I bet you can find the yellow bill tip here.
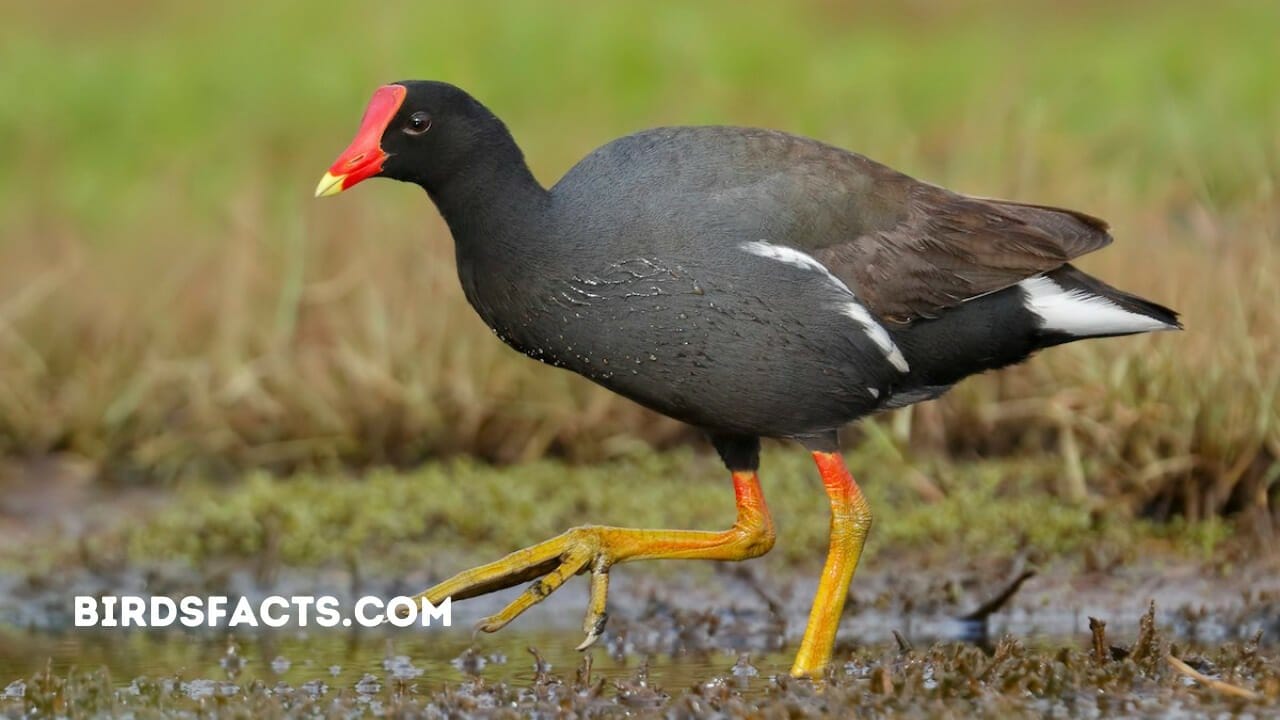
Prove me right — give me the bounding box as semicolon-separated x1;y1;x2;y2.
314;171;346;198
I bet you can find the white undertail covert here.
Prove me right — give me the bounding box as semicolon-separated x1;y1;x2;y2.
1018;275;1176;336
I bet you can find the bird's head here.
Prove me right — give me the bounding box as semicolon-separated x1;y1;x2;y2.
315;80;503;198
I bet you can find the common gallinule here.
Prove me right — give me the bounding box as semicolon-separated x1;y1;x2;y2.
317;81;1179;677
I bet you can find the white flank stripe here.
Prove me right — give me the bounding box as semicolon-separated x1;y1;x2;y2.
740;240;910;373
739;240;846;288
1018;276;1173;336
841;302;911;373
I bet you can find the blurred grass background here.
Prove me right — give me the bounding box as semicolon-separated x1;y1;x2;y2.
0;0;1276;526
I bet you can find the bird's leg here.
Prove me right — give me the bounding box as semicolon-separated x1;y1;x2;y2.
790;451;873;678
406;470;774;648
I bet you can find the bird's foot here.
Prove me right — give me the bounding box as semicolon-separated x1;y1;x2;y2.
404;525;622;650
403;471;773;651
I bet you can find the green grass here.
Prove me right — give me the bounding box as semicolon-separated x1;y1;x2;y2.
0;1;1276;524
9;445;1228;581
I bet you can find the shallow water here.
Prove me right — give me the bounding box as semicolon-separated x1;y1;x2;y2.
3;586;1273;692
0;592;1070;692
3;596;1277;717
0;600;1194;689
3;555;1278;719
0;626;795;693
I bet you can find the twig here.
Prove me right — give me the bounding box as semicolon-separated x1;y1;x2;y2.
575;653;593;688
1166;654;1262;701
1088;617;1108;666
1130;600;1159;663
528;647;552;684
892;629;913;654
959;570;1036;622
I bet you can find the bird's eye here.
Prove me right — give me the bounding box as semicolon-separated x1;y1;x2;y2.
404;112;432;136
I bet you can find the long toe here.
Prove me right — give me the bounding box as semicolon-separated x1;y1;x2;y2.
476;544;594;633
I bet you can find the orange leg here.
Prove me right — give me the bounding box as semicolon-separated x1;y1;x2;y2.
790;451;873;677
408;471;775;648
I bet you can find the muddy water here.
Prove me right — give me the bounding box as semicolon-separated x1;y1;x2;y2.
0;626;795;693
0;591;1094;690
0;613;1243;691
2;593;1277;716
3;556;1278;718
0;581;1087;691
3;569;1277;692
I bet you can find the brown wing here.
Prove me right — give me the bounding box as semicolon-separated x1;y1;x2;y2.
585;126;1113;322
809;181;1113;322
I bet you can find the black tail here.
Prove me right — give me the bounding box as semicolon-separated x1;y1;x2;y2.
887;263;1180;393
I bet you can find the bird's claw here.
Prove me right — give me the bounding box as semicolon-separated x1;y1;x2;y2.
575;562;610;650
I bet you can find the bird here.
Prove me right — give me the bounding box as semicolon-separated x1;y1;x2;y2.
316;80;1179;678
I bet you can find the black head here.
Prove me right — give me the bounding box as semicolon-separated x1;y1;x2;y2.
316;80;516;198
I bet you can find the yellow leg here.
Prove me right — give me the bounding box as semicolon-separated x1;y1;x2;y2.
790;451;873;678
408;471;775;648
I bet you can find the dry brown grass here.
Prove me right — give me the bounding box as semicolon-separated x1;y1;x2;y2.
0;0;1275;525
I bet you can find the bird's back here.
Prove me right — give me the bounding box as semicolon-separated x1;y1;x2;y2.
551;126;913;252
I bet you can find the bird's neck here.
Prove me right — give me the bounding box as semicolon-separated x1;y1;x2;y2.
423;134;553;337
426;139;551;253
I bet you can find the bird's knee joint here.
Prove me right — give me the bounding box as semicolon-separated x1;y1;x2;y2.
737;520;776;558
